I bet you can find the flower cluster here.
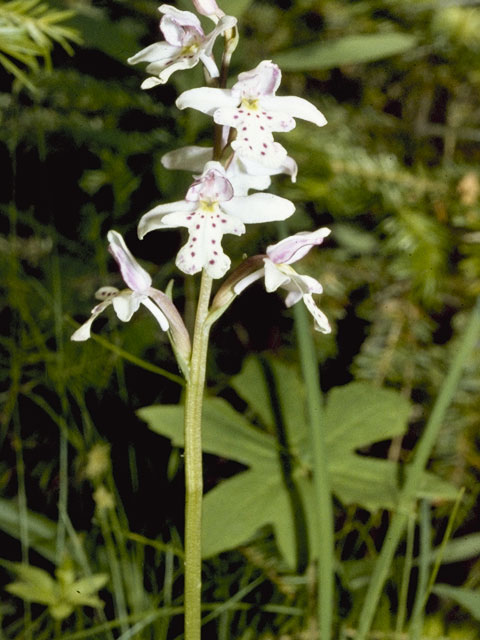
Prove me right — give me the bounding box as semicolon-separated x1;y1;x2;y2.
72;2;331;352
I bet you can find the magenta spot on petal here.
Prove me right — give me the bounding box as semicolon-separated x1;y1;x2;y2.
214;251;218;255
261;151;266;155
196;224;200;229
260;126;265;130
187;216;192;220
242;127;247;131
212;223;216;227
233;115;239;119
192;237;197;241
247;112;251;116
239;109;244;113
249;146;253;150
263;143;268;148
244;137;249;141
256;114;260;118
201;215;205;219
267;116;273;120
262;111;266;115
211;239;216;244
221;219;227;223
191;252;195;257
209;259;215;264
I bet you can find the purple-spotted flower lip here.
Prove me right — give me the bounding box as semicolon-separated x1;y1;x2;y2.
137;160;296;279
127;5;236;89
71;231;169;341
232;228;331;333
176;60;327;166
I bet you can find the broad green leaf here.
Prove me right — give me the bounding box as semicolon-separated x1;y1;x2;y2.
274;33;417;72
138;397;277;467
324;382;410;454
433;584;480;621
140;357;456;565
230;357;308;450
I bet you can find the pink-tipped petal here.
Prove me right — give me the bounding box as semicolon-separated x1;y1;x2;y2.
233;60;281;98
107;231;151;292
266;228;331;265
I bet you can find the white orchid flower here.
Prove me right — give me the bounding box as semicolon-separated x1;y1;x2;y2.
161;145;297;196
234;228;332;333
137;161;295;279
128;5;236;89
71;231;169;341
176;60;327;167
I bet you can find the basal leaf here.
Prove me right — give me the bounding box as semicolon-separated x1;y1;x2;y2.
230;357;308;450
201;467;290;561
274;33;417;71
138;397;277;468
324;382;411;454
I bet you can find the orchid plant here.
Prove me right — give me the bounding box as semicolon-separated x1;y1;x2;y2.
72;3;330;639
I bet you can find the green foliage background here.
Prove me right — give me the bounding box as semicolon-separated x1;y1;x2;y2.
2;0;480;638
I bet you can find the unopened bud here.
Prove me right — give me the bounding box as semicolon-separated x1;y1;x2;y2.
192;0;224;20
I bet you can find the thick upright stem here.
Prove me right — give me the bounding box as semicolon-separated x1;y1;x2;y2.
183;270;213;640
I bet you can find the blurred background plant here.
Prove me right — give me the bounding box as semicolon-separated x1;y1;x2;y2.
2;0;480;638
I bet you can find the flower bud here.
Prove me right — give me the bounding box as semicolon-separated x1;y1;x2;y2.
192;0;224;19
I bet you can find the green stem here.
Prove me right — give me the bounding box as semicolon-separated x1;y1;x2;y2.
355;296;480;640
184;270;213;640
293;302;334;640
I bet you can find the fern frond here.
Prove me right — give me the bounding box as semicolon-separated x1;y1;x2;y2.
0;0;80;89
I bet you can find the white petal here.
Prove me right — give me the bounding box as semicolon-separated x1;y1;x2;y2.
128;42;179;65
138;201;197;239
201;14;237;55
148;56;198;84
303;293;331;333
107;230;151;292
266;228;331;264
260;95;327;127
71;298;113;341
112;291;142;322
233;268;264;294
176;87;237;115
161;146;213;172
198;52;220;78
221;193;295;223
141;76;163;90
159;5;203;30
141;297;169;331
233;60;281;98
263;259;291;292
284;290;303;307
